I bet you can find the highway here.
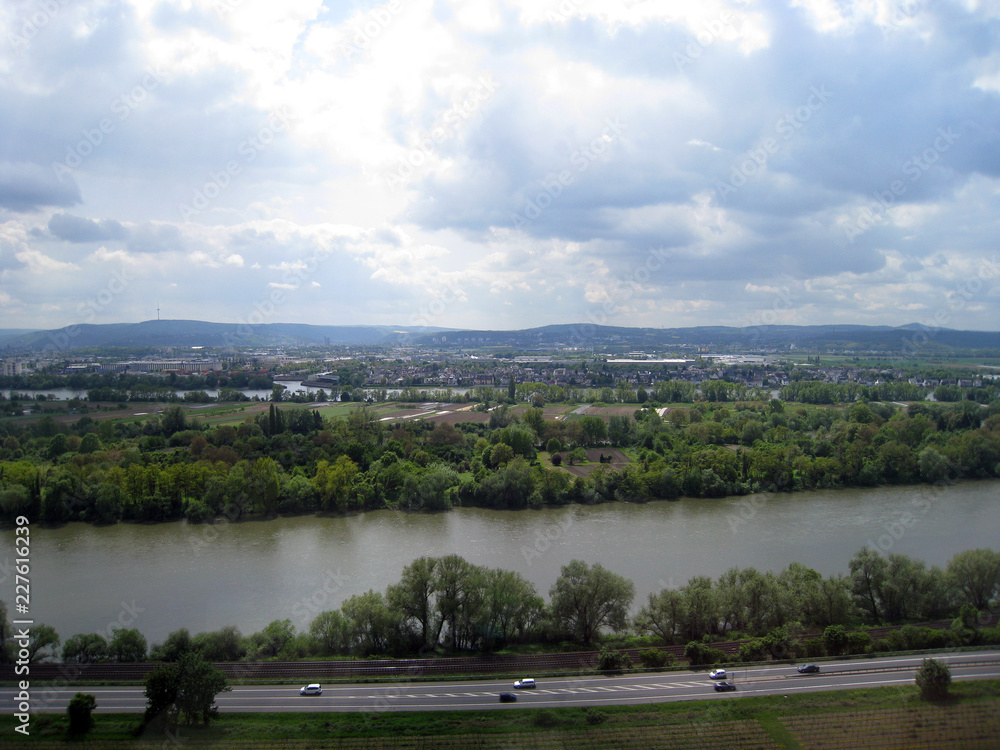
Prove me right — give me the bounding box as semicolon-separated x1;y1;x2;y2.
6;650;998;715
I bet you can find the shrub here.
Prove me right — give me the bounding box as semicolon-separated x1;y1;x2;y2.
845;631;871;655
915;658;951;701
685;641;727;666
798;638;826;659
638;648;674;669
67;693;97;736
598;647;632;672
584;707;608;725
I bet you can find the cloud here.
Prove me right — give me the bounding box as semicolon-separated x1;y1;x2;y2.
48;214;128;243
0;162;81;212
0;0;997;331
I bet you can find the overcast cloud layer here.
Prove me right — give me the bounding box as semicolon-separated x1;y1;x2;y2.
1;0;999;334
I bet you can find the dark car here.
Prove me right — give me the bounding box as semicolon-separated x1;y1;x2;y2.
714;681;737;692
499;692;518;702
797;664;820;673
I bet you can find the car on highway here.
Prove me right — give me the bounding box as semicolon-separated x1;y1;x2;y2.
513;678;536;689
714;681;737;692
797;664;820;673
499;692;518;702
708;669;727;680
299;683;322;695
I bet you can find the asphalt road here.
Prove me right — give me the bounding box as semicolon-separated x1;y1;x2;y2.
6;650;999;715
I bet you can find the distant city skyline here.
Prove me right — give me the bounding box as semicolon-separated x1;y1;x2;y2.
1;1;998;333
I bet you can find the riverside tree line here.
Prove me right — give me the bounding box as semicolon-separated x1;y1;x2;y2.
0;393;998;526
2;548;998;665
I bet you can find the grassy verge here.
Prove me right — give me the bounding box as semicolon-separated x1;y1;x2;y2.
3;680;998;749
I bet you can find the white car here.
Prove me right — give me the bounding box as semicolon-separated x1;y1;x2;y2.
513;678;536;689
299;683;322;695
708;669;727;680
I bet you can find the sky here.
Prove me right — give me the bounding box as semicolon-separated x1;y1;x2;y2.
1;0;999;334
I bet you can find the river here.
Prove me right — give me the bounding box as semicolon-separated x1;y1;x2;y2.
3;481;998;645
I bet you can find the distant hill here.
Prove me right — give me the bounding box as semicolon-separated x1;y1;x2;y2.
1;320;997;355
0;320;453;351
392;323;1000;354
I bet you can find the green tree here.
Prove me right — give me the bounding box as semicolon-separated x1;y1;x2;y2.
823;624;848;656
387;557;439;650
680;576;717;641
849;547;887;623
160;405;188;437
308;610;350;656
143;653;230;729
62;633;108;663
342;590;399;655
175;653;231;725
67;692;97;736
150;628;192;662
915;658;951;701
244;620;296;660
946;548;1000;611
0;600;11;663
193;626;244;662
549;560;634;644
634;588;685;644
109;628;147;662
26;624;60;662
313;455;359;512
78;433;102;454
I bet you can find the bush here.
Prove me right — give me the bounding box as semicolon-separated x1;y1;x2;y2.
737;638;768;663
915;658;951;701
871;638;892;654
798;638;826;659
845;631;871;655
685;641;727;666
638;648;674;669
67;692;97;736
184;499;215;524
598;647;632;672
584;707;608;725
